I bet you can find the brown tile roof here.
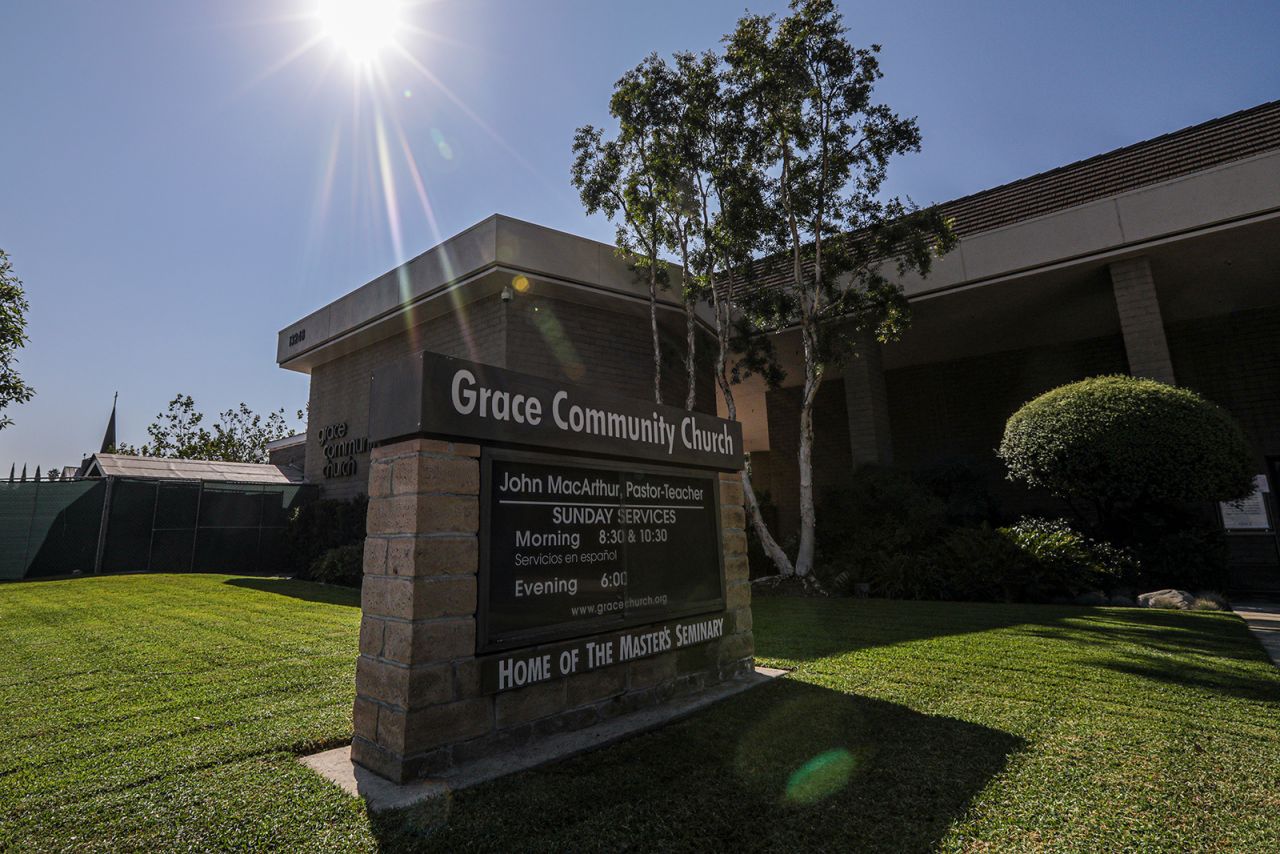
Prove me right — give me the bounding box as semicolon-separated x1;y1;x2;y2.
936;99;1280;239
741;99;1280;293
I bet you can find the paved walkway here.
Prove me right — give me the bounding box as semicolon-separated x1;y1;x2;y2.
1232;601;1280;665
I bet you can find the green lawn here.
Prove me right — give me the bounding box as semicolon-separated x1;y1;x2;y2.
2;575;1279;852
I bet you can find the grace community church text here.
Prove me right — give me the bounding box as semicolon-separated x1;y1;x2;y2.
450;368;736;458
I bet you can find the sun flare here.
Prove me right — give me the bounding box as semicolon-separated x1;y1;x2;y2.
317;0;403;65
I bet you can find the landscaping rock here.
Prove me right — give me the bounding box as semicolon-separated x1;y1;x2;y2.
1138;589;1194;610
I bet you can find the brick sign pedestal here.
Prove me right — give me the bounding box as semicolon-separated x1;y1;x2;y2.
351;436;753;784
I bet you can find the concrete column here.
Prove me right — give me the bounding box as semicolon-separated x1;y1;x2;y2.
1109;257;1177;385
353;438;486;783
844;333;894;467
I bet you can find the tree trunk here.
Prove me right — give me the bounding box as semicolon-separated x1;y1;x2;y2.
713;296;794;576
794;323;821;578
684;297;697;411
649;265;662;406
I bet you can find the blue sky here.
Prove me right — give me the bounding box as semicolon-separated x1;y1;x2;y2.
2;0;1278;469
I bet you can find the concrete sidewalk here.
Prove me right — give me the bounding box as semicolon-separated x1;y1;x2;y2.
1232;601;1280;665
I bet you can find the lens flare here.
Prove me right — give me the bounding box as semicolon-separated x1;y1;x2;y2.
784;749;857;805
430;127;454;160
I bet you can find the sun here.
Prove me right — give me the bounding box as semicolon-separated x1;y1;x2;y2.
317;0;403;66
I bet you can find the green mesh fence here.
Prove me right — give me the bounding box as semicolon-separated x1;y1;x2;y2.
102;479;158;573
0;477;315;581
0;480;106;580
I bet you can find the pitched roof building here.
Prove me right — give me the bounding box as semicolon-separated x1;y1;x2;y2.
80;453;304;484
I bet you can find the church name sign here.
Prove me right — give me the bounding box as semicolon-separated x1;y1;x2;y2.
369;353;743;470
369;353;745;694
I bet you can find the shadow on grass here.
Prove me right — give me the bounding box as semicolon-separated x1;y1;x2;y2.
1088;655;1280;703
753;597;1095;661
1025;609;1260;658
753;597;1271;668
368;677;1025;853
223;577;360;607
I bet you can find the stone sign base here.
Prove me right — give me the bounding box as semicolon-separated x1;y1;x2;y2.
351;438;755;784
306;666;783;812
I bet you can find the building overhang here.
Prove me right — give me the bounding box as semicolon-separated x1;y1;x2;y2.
721;148;1280;452
277;214;717;374
897;147;1280;300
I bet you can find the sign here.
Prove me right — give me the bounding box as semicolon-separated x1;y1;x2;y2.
480;613;730;693
1220;474;1272;531
369;353;744;471
477;450;725;655
317;422;368;479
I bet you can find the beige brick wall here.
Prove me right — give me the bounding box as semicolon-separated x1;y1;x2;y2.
305;293;715;501
306;298;506;501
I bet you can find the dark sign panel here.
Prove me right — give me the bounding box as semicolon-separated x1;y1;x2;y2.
369;353;744;471
478;450;725;654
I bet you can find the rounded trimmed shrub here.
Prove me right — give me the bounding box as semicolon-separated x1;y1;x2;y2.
999;375;1254;508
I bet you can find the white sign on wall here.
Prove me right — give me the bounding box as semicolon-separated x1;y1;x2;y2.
1220;474;1272;531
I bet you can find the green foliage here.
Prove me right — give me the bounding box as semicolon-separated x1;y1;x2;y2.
999;376;1244;590
913;457;1001;527
571;1;957;576
922;526;1031;602
817;468;947;563
815;467;1139;602
309;543;364;587
0;249;35;430
997;517;1136;601
571;57;675;406
283;495;367;579
815;467;946;596
723;0;956;575
723;0;957;363
999;375;1255;514
115;394;302;463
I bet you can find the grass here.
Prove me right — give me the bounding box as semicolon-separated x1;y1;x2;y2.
1;574;1278;851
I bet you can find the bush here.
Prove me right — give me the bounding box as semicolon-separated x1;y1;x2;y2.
309;543;364;587
998;375;1254;518
815;467;946;594
998;517;1136;601
922;526;1031;602
283;495;368;578
913;458;1000;527
1191;592;1230;611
